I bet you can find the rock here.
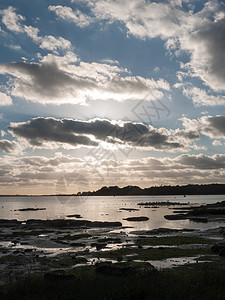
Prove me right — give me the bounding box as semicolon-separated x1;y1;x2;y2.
95;262;158;276
119;208;140;211
91;243;107;250
219;248;225;257
189;217;208;223
211;243;225;254
44;272;75;281
66;214;82;218
164;214;188;220
70;242;85;247
123;217;149;222
24;249;33;252
14;208;46;211
117;256;123;262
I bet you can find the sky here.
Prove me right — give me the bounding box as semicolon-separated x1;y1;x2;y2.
0;0;225;195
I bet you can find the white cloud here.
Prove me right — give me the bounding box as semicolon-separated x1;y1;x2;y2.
212;140;223;146
0;6;71;52
0;92;12;106
7;44;21;51
49;5;93;27
0;52;170;104
0;6;24;32
71;1;225;98
183;87;225;106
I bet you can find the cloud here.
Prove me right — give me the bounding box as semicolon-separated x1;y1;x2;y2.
181;115;225;139
72;1;225;96
0;52;170;104
176;153;225;169
8;118;99;148
212;140;224;146
7;117;194;151
0;140;20;153
76;0;186;39
180;13;225;92
0;6;71;52
49;5;93;27
0;92;12;106
183;87;225;106
0;6;24;32
1;152;225;194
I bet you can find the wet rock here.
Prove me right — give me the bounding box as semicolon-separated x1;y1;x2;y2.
24;249;33;252
26;219;122;228
95;262;158;276
164;214;188;220
219;248;225;257
44;271;75;281
14;208;46;211
123;217;149;222
66;214;82;218
119;208;140;211
189;217;208;223
211;243;225;254
91;243;107;250
70;242;85;247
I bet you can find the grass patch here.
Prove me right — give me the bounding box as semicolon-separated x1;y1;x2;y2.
1;263;225;300
94;246;211;261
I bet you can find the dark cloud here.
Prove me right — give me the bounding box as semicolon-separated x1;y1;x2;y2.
207;116;225;136
0;140;18;153
190;16;225;91
177;154;225;170
174;130;200;140
8;117;186;151
182;115;225;139
8;118;98;147
2;61;94;101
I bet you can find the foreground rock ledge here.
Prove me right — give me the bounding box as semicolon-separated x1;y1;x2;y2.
0;219;122;228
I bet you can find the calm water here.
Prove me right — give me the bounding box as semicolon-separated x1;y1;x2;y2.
0;194;224;231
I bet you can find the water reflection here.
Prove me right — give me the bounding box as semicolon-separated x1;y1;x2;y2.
0;195;224;231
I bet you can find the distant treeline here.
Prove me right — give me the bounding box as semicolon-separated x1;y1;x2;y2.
78;184;225;196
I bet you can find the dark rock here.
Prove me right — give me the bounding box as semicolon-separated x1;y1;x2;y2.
66;214;82;218
91;243;107;250
26;219;122;228
164;214;188;220
70;242;85;247
219;248;225;257
211;243;225;254
14;208;46;211
189;217;208;223
117;256;123;262
44;272;75;281
24;249;33;252
123;217;149;222
119;208;140;211
95;262;158;276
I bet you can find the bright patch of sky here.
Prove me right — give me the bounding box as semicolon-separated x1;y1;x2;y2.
0;0;225;194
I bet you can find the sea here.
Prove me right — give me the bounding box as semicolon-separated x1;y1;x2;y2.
0;194;224;231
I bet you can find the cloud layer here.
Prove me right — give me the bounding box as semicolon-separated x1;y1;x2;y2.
50;1;225;99
0;51;170;104
1;152;225;194
7;117;192;151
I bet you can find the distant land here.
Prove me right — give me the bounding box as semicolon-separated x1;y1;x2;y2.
1;183;224;197
78;184;225;196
